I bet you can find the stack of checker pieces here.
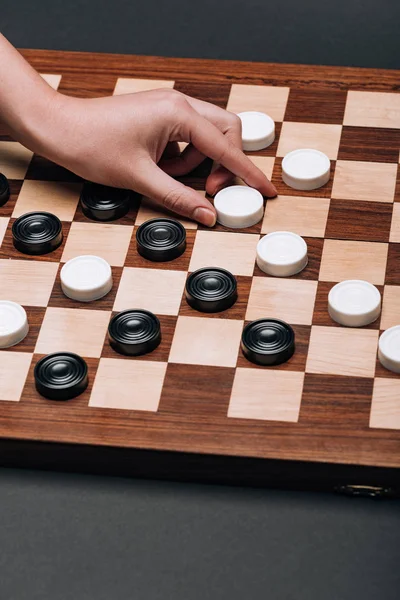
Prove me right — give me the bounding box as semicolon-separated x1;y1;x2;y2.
0;50;399;495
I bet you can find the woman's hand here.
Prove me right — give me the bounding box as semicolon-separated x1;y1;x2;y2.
34;88;277;226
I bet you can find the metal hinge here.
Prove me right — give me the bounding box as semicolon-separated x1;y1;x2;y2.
335;484;395;498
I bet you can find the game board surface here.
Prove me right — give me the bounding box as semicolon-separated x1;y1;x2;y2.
0;50;399;494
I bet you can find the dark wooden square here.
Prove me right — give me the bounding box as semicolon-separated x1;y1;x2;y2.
0;219;71;262
173;81;231;110
0;180;22;217
253;237;324;281
57;74;118;98
125;227;196;271
25;155;82;182
385;243;400;285
338;127;400;163
325;199;393;242
284;88;347;124
0;306;46;354
271;157;335;198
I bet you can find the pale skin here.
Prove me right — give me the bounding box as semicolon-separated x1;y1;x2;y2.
0;34;277;226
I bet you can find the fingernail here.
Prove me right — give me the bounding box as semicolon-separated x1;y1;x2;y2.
194;207;217;227
270;184;278;197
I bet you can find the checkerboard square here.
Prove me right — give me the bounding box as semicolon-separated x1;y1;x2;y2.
332;161;397;203
0;352;32;401
35;307;110;358
169;316;243;367
319;240;388;284
114;267;187;315
13;180;81;221
246;277;318;325
306;326;378;378
277;122;342;160
90;358;167;411
283;89;347;124
390;203;400;242
370;379;400;430
40;73;62;89
344;91;400;129
114;78;175;95
0;142;33;179
61;222;133;266
0;259;58;306
325;200;393;243
338;126;400;163
262;196;330;237
381;286;400;330
189;231;259;276
0;217;9;246
247;156;275;180
228;368;304;422
226;85;290;121
135;196;200;229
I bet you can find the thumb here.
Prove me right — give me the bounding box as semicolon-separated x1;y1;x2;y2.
135;159;216;227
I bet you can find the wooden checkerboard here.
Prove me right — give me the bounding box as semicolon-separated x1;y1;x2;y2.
0;50;399;495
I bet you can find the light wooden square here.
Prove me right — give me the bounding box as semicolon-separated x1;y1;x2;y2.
0;142;33;179
13;180;81;221
226;85;290;121
248;156;275;180
381;286;400;330
277;122;342;160
246;277;318;325
114;78;175;95
169;316;243;367
114;267;187;316
135;196;200;229
389;203;400;243
0;217;9;246
319;240;388;285
262;196;330;237
40;73;62;90
189;231;259;276
344;91;400;129
370;378;400;430
0;352;32;402
90;358;167;411
61;222;133;266
0;259;58;306
332;160;397;203
35;307;110;358
228;368;304;422
306;325;378;378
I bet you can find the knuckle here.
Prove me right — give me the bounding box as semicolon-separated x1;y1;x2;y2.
162;187;187;213
228;112;242;129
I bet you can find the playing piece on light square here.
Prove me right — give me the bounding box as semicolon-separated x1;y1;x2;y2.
189;231;259;276
0;141;33;179
381;286;400;331
306;326;378;378
114;267;187;315
35;307;110;358
61;222;133;266
226;84;290;121
0;352;32;402
169;316;243;368
319;239;388;284
332;160;397;203
0;259;58;306
228;369;304;422
389;203;400;243
114;78;175;95
135;196;200;229
344;91;400;129
246;277;317;325
262;196;330;237
277;122;342;160
90;359;167;411
370;379;400;430
13;180;81;221
0;217;9;246
40;73;62;89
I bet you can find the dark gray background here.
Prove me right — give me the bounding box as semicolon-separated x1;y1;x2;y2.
2;1;400;598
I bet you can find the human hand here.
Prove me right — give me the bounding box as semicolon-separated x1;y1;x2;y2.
32;88;277;226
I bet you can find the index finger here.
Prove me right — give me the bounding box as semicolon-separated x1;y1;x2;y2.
182;106;277;197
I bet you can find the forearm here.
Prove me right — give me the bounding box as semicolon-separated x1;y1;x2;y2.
0;33;58;150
